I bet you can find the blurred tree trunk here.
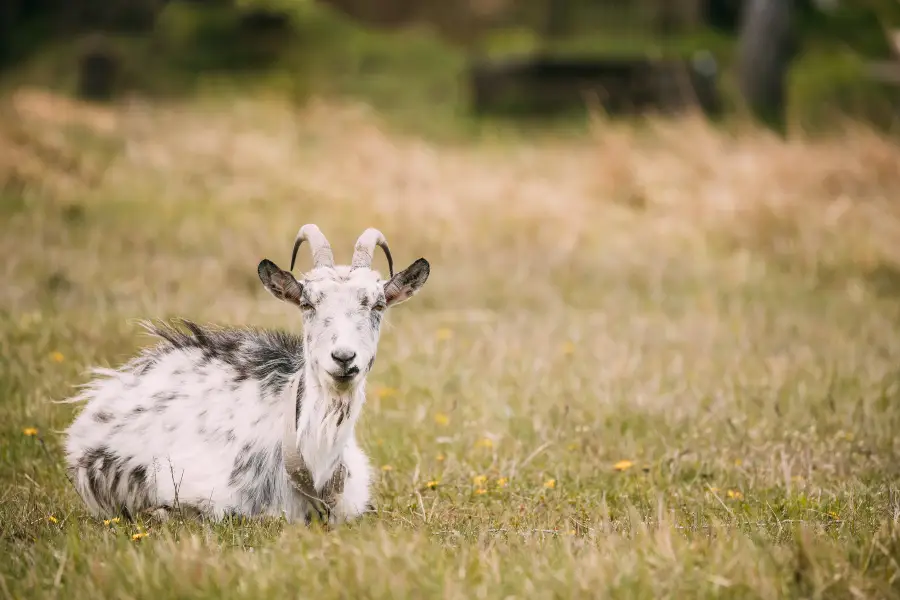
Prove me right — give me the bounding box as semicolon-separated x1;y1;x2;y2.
738;0;797;132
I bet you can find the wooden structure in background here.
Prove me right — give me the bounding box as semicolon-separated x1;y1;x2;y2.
468;52;721;117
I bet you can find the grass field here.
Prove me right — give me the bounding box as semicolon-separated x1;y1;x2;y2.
2;87;900;598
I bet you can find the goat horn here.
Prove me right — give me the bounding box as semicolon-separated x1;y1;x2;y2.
290;224;334;272
351;228;393;277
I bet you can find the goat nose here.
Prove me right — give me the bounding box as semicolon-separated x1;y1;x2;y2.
331;348;356;365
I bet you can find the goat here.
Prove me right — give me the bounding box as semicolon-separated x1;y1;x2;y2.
62;225;430;525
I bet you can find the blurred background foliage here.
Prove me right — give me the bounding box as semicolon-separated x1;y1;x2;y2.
0;0;898;135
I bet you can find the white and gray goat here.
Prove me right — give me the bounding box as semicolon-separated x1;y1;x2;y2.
62;225;430;525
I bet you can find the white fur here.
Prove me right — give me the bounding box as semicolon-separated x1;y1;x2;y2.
64;341;370;524
62;253;429;526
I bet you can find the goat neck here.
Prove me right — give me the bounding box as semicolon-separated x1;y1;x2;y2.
282;364;365;492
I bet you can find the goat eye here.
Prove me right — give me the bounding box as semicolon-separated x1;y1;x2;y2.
372;300;387;312
298;298;314;311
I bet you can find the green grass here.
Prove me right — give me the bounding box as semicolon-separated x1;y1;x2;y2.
1;90;900;598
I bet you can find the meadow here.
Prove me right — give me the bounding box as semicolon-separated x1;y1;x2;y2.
1;87;900;598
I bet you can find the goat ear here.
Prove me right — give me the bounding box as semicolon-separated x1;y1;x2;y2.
258;259;304;306
384;258;430;307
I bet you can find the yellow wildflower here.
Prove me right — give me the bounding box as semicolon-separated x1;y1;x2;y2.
103;518;120;526
827;511;841;520
47;515;58;524
496;477;508;488
425;480;439;489
50;351;65;363
473;475;487;486
726;490;743;500
381;465;393;472
560;341;575;356
569;529;576;536
544;479;556;489
435;328;453;341
474;488;487;495
613;460;633;472
131;532;149;541
434;413;450;426
475;438;493;449
23;427;38;436
436;453;446;462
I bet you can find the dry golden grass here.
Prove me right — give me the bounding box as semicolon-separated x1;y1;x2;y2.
2;88;900;599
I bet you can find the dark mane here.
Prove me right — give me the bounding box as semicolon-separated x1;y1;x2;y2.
135;319;304;393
